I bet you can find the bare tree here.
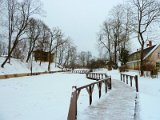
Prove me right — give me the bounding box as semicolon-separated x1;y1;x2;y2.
78;51;87;67
98;20;112;61
36;22;50;65
25;18;42;62
68;46;77;69
7;0;18;63
131;0;160;75
48;27;65;71
12;40;27;60
1;0;42;68
98;4;133;67
0;0;4;29
86;51;92;67
62;39;77;69
0;41;7;56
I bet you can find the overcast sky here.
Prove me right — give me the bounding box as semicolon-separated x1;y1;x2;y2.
40;0;125;57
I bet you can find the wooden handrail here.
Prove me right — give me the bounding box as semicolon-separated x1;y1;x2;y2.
120;73;139;92
86;73;108;80
67;77;111;120
0;70;69;80
72;70;89;74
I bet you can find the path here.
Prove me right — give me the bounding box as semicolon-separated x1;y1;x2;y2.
77;79;136;120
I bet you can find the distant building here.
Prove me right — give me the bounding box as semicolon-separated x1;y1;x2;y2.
127;41;160;71
33;50;54;62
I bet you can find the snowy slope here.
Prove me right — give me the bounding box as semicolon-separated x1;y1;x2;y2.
0;57;61;75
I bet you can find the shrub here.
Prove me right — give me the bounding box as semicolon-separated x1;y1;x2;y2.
119;65;128;72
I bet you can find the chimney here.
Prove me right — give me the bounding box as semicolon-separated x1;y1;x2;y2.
147;40;152;47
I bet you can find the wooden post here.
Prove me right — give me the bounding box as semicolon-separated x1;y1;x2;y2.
123;75;125;82
130;76;133;87
110;77;112;89
121;74;122;81
108;77;112;89
105;80;107;93
98;82;102;98
135;75;139;92
89;86;92;105
67;86;77;120
126;75;128;84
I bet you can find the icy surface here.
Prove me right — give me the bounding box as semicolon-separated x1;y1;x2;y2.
78;79;136;120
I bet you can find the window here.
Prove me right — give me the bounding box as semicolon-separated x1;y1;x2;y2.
158;52;160;58
156;62;160;69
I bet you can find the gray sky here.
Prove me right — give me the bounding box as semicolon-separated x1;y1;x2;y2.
41;0;124;57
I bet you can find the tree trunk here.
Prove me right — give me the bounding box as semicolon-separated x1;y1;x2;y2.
26;51;32;63
48;52;51;71
1;40;18;68
114;41;117;68
140;43;144;76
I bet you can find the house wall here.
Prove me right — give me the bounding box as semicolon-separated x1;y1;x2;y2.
33;51;54;62
127;61;140;70
146;45;160;71
127;45;160;71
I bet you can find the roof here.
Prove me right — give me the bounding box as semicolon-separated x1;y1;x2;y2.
143;44;159;59
128;44;159;60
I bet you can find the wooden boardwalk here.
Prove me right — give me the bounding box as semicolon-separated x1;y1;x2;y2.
77;79;136;120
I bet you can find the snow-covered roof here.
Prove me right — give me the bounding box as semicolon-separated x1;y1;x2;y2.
143;44;160;60
128;44;160;64
127;60;140;64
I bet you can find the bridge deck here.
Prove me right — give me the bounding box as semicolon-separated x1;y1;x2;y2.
77;79;136;120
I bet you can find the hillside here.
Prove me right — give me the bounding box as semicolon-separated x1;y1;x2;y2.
0;57;61;75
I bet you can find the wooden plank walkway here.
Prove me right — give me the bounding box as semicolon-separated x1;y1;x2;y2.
77;79;136;120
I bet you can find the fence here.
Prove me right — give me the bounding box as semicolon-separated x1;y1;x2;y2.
120;73;139;92
67;76;112;120
0;70;67;79
86;73;108;80
72;70;89;74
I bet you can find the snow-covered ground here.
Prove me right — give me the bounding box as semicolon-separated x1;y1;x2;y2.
0;57;61;75
77;79;136;120
0;58;160;120
91;69;160;120
0;73;94;120
110;70;160;120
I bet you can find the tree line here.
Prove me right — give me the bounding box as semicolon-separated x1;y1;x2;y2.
98;0;160;75
0;0;98;71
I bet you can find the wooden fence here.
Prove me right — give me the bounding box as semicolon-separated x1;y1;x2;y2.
67;76;112;120
86;73;108;80
72;70;89;74
0;70;67;79
120;73;139;92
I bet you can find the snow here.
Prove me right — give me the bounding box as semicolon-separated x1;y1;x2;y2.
135;75;160;120
0;57;61;75
78;79;136;120
120;71;160;120
90;69;160;120
0;58;160;120
0;73;93;120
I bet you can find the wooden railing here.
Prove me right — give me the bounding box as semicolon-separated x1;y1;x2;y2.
67;77;112;120
86;73;108;80
0;70;68;79
72;70;89;74
120;73;139;92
